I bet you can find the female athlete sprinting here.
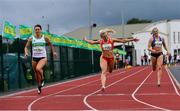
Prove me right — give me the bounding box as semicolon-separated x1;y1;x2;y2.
24;24;57;94
84;28;139;91
148;27;170;87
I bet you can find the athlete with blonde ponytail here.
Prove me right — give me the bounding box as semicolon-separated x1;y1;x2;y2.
148;27;170;87
84;28;139;91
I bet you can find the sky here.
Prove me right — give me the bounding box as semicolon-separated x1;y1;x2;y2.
0;0;180;35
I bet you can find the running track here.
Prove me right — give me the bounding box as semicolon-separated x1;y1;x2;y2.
0;66;180;110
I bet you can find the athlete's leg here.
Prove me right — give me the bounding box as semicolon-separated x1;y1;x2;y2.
32;61;39;85
36;58;47;85
32;60;42;94
114;60;117;69
115;59;119;69
100;56;108;89
151;56;157;71
116;60;120;69
108;59;114;73
156;55;163;86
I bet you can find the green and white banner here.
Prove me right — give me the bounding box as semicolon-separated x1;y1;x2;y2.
43;31;126;55
19;25;33;40
3;21;16;39
1;21;126;55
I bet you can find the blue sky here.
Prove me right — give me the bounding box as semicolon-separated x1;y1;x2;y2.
0;0;180;35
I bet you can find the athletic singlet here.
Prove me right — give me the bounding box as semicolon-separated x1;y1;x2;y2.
151;36;164;48
99;37;114;51
116;53;120;58
32;35;47;58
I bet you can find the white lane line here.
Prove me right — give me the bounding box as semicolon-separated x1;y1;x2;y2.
0;68;126;98
132;71;171;111
10;96;37;98
0;74;98;98
165;67;180;96
54;93;174;97
3;92;174;99
83;67;148;111
28;67;137;111
112;82;170;85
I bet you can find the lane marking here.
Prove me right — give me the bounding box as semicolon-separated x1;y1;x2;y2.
166;67;180;95
28;67;140;111
0;67;128;98
53;93;175;97
83;67;148;111
132;71;171;111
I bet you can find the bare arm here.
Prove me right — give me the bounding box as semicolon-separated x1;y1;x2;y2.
162;38;170;55
112;37;139;43
24;38;32;57
147;37;156;53
45;37;57;58
83;37;100;44
148;38;152;51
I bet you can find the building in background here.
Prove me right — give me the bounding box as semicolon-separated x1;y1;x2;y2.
64;19;180;65
133;19;180;65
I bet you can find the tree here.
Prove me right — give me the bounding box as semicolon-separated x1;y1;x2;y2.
127;18;152;24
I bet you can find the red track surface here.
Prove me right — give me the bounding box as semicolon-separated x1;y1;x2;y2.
0;66;179;110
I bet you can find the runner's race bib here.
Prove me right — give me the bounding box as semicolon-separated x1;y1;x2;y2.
102;44;112;50
33;47;44;56
155;40;162;48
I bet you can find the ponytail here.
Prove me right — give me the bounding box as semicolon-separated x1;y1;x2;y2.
99;28;116;36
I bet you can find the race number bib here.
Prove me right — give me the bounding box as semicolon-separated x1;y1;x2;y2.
155;40;162;47
102;44;112;50
33;47;44;56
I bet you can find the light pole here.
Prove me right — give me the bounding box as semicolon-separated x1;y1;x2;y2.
89;0;92;39
121;10;126;66
88;0;95;72
42;16;54;80
42;16;50;32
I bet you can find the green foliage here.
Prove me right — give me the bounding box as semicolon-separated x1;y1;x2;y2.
127;18;152;24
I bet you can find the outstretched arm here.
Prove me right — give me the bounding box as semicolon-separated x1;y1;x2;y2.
45;37;57;58
24;38;32;57
83;37;100;44
112;37;139;43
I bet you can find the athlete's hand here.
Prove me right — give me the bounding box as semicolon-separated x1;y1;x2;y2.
133;37;139;42
166;51;171;56
24;53;28;59
83;37;88;41
53;52;57;58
